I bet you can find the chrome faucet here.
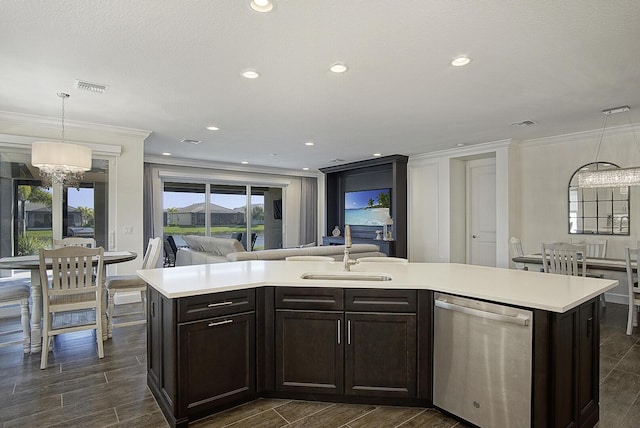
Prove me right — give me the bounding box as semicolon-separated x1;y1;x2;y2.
343;224;357;271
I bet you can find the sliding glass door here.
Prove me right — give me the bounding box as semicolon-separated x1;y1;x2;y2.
162;181;283;251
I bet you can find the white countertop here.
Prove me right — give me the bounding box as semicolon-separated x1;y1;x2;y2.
137;260;618;313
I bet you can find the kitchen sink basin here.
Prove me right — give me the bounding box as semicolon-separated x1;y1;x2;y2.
301;272;393;281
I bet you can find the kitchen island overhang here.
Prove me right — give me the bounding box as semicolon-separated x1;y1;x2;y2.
138;260;617;313
138;261;616;428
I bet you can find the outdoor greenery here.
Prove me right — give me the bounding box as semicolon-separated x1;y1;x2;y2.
18;233;49;255
366;192;390;208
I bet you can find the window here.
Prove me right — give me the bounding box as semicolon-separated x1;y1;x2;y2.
0;148;109;256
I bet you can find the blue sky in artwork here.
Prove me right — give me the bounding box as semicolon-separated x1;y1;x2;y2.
345;189;389;209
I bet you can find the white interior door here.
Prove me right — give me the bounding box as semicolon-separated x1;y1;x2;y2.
467;158;496;266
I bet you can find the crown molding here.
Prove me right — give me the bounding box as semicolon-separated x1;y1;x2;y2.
145;154;322;178
0;111;151;140
520;122;640;148
409;139;513;164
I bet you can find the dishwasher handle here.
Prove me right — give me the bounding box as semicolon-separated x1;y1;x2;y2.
435;298;530;326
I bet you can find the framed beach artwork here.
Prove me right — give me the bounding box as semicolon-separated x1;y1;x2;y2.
344;188;391;226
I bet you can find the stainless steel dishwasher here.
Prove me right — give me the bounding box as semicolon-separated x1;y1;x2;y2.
433;292;533;428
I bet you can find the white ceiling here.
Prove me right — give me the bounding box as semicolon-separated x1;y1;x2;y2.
1;0;639;171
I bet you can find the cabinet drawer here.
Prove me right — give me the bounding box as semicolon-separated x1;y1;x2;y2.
178;289;255;322
276;287;343;310
345;289;417;312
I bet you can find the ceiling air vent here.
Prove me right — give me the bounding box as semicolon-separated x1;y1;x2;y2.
181;139;202;145
74;79;108;94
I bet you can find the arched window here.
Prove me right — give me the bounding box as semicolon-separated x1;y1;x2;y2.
568;162;630;235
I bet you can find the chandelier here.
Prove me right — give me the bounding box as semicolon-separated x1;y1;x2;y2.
577;106;640;188
31;93;92;188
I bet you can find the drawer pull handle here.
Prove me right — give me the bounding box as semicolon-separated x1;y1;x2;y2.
208;319;233;327
208;301;233;308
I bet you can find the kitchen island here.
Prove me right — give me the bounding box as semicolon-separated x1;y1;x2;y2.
138;260;617;428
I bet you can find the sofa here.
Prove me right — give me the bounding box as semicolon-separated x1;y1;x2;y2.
226;244;384;262
174;235;385;266
175;235;245;266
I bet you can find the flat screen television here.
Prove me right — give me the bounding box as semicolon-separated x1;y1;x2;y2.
344;188;391;226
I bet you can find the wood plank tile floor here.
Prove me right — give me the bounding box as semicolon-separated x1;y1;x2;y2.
0;302;638;427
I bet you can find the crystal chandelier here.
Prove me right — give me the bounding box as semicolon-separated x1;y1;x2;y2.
577;106;640;188
31;93;92;188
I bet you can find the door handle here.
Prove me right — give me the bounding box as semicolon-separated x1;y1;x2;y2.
347;320;351;345
337;319;341;344
472;235;478;239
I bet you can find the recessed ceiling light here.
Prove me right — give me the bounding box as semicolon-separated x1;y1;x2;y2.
181;139;202;145
162;152;172;156
457;143;466;147
250;0;273;13
329;63;348;73
305;141;315;146
302;167;309;171
373;153;382;157
451;56;471;67
206;126;220;131
242;69;260;79
241;161;249;164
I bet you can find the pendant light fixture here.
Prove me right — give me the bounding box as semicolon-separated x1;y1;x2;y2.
577;106;640;188
31;93;92;188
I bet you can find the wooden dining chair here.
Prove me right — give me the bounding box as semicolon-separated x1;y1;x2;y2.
624;247;640;335
39;246;104;369
0;281;30;353
509;237;527;270
53;237;97;249
571;238;608;307
541;242;586;277
105;237;161;338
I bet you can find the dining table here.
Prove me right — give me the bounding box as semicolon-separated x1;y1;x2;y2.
512;253;637;273
0;251;137;353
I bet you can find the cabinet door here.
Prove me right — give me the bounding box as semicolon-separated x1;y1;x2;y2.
276;310;344;394
178;312;256;416
345;312;416;398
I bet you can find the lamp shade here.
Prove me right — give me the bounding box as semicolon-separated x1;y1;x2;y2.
576;166;640;188
31;141;92;172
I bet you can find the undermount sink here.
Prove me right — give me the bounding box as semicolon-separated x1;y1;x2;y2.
301;272;393;281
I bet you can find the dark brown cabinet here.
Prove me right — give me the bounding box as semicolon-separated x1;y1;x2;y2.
178;312;255;416
275;310;344;394
533;297;600;428
147;284;599;428
345;312;416;397
147;288;256;428
274;287;418;399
